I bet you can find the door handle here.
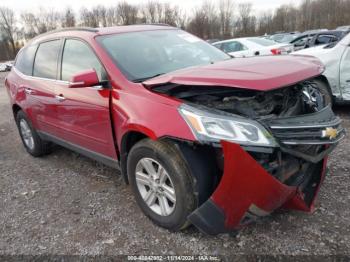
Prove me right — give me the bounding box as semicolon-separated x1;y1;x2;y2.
346;80;350;83
24;87;33;95
55;94;66;102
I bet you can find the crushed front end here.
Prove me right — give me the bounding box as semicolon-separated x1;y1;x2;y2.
154;80;346;235
188;105;344;235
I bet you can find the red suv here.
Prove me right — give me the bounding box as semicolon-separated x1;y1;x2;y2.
5;25;345;235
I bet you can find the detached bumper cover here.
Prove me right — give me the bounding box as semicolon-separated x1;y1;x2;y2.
189;141;327;235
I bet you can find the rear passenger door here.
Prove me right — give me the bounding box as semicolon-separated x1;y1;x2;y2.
53;38;117;159
16;40;61;133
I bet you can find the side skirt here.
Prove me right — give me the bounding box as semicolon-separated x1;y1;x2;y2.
38;131;120;169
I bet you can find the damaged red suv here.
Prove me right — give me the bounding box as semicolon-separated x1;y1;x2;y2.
5;25;345;235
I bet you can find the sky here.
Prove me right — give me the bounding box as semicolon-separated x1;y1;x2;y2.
0;0;302;14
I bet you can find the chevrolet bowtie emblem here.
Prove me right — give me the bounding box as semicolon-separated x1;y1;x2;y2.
322;127;338;139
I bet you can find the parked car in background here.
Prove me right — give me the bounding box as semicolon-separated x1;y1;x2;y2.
291;30;348;51
0;63;7;72
303;29;328;34
213;37;294;57
269;32;300;43
206;39;221;44
5;61;14;71
293;31;350;104
5;25;345;235
336;25;350;31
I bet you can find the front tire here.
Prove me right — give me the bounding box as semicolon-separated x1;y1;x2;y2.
16;110;50;157
127;138;197;231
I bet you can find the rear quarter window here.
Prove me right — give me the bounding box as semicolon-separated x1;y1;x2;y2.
33;40;61;79
15;45;37;75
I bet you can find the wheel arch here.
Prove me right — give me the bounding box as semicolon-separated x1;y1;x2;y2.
120;131;149;184
12;104;22;119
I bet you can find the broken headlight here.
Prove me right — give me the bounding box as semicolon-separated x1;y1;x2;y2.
179;104;276;147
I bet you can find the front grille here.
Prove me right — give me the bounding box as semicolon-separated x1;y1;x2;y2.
265;106;345;146
270;123;345;145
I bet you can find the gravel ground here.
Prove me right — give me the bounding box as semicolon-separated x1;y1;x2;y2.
0;71;349;257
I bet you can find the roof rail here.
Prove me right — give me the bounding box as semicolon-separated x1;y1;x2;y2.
46;27;99;34
31;27;98;40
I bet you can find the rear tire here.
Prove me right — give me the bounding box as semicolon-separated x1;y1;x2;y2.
127;138;197;231
16;110;51;157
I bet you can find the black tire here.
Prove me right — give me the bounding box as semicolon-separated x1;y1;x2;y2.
127;138;197;231
313;79;333;107
16;110;51;157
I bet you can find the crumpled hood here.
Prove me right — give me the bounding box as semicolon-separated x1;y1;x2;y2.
143;55;324;91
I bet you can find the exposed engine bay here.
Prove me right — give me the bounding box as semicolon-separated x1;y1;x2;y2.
153;80;325;119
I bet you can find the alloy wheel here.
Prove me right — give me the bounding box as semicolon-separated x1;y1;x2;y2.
135;158;176;216
19;119;34;150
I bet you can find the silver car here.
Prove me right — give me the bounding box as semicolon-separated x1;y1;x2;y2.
293;32;350;104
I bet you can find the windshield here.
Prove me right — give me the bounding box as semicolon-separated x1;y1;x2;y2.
246;38;277;46
97;29;230;82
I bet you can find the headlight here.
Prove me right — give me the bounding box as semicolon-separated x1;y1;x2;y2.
179;104;276;147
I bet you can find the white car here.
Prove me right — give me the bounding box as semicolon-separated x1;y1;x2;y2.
0;63;7;72
293;32;350;104
213;37;294;58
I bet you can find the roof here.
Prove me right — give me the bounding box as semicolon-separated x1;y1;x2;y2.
29;24;177;45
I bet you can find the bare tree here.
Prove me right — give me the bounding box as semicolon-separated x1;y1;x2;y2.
236;3;256;37
187;1;220;39
219;0;234;39
117;2;139;25
92;5;107;27
256;11;273;35
80;7;98;27
21;8;60;40
141;1;158;23
62;7;76;28
7;0;350;45
21;12;38;39
40;8;61;32
106;6;119;26
0;7;17;56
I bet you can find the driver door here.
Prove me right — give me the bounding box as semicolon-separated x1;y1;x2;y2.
53;38;117;159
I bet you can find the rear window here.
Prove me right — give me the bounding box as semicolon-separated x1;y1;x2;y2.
33;40;61;79
15;45;37;75
246;38;276;46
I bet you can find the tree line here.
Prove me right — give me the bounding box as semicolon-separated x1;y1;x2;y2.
1;0;350;60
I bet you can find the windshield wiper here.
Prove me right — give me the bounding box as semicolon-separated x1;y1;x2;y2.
133;73;166;83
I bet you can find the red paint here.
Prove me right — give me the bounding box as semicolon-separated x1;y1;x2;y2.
143;55;324;91
210;141;326;230
5;26;331;232
69;69;100;88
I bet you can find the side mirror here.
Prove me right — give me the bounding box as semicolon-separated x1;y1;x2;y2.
69;69;100;88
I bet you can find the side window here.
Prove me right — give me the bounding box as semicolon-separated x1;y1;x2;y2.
33;40;61;79
61;39;107;82
222;41;245;53
213;43;222;50
294;36;309;47
316;35;337;45
15;45;37;76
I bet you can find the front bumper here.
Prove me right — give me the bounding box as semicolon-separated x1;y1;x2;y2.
188;106;344;235
189;141;327;235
